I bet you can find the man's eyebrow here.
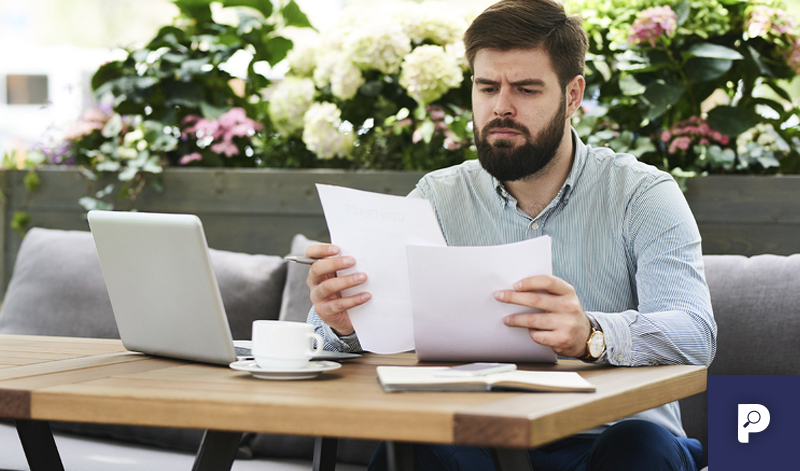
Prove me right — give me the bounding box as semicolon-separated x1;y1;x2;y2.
473;77;546;87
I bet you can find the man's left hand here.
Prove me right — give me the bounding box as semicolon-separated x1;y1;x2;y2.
495;275;591;358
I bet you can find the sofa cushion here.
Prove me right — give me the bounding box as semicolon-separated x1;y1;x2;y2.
278;234;317;323
703;253;800;376
0;227;287;340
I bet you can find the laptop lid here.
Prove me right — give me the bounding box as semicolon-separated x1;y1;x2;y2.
87;210;237;365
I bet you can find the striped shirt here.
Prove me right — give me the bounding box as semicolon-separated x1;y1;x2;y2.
309;129;716;438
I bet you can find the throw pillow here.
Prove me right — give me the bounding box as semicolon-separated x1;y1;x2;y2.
278;234;317;323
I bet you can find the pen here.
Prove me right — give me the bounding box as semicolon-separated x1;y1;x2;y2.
284;255;320;265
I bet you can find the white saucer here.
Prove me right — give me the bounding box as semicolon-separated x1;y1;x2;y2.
229;360;342;380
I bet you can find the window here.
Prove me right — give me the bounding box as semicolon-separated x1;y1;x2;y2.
6;75;49;105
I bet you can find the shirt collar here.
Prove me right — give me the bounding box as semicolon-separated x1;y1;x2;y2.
492;127;588;206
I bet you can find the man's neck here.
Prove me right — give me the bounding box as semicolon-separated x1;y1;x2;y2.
502;126;575;219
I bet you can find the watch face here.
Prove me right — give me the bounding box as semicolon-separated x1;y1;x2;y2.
588;332;605;357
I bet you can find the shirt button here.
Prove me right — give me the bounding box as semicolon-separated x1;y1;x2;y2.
616;354;624;363
531;222;539;230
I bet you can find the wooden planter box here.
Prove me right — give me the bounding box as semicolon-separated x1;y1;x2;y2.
0;167;425;297
1;168;798;297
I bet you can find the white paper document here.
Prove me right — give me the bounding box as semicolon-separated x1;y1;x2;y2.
316;184;446;353
407;237;557;363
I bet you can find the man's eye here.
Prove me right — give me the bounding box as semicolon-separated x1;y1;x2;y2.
481;87;496;94
520;88;536;95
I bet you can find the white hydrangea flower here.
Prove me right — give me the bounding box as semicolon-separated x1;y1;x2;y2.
346;23;411;75
313;52;341;89
267;77;316;136
445;41;469;71
286;39;320;78
330;59;365;101
399;45;464;104
398;4;468;46
302;102;355;159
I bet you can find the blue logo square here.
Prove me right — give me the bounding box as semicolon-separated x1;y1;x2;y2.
708;375;800;468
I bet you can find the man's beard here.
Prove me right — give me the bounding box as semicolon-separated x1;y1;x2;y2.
476;95;567;182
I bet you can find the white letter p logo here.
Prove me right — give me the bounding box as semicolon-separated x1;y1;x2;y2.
738;404;770;443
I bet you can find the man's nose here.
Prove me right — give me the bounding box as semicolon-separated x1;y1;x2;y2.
493;89;515;117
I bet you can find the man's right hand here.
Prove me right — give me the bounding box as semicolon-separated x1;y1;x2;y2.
306;243;371;336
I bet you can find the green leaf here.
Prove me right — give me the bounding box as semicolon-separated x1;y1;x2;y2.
96;161;121;172
78;197;114;212
685;58;733;83
223;0;273;18
91;61;125;91
764;79;793;102
263;36;293;66
418;120;435;144
674;0;690;26
619;75;645;96
23;171;40;193
11;211;31;237
684;43;744;61
643;81;685;120
172;0;213;24
281;0;313;29
707;105;759;136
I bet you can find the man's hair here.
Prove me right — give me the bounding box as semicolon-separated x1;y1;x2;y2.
463;0;588;88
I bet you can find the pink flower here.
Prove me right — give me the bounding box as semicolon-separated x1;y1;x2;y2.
628;6;678;48
660;130;671;142
179;152;203;165
181;107;264;158
669;136;692;154
211;140;239;157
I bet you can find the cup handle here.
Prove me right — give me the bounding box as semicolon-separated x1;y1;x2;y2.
308;333;324;356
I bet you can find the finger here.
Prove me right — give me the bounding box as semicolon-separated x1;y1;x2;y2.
305;243;339;259
316;291;372;318
311;272;368;303
494;290;565;312
309;256;355;283
503;312;557;331
513;275;575;296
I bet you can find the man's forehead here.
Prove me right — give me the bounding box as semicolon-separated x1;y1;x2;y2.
472;47;557;82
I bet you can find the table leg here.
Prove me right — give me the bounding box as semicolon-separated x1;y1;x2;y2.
386;441;414;471
192;430;243;471
313;437;338;471
14;419;65;471
491;448;534;471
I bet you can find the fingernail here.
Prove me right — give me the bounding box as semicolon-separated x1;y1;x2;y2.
327;245;337;255
342;256;355;267
494;291;504;301
513;281;522;290
360;293;371;302
503;316;512;325
354;273;365;282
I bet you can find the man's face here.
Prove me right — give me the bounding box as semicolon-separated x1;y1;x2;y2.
471;48;570;182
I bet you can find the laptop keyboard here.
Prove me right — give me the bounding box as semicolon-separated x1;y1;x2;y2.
234;345;252;357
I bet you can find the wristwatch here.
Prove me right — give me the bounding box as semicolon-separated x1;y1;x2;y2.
579;328;605;362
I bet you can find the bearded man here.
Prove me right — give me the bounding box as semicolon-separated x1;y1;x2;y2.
305;1;715;469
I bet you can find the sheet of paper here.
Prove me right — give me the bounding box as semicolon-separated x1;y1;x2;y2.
316;184;446;353
407;236;557;363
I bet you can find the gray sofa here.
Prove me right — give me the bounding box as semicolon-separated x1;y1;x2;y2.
0;227;375;471
1;227;798;470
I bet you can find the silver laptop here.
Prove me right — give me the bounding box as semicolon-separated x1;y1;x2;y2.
88;210;246;365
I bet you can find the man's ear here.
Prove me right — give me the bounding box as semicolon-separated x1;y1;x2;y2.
565;75;585;118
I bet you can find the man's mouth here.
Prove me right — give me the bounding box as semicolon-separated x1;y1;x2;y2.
489;128;521;140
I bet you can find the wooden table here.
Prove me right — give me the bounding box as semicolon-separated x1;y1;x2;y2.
0;334;707;471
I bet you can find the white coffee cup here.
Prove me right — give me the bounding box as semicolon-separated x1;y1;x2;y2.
251;320;324;370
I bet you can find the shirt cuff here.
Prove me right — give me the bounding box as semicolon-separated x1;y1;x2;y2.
588;311;632;366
